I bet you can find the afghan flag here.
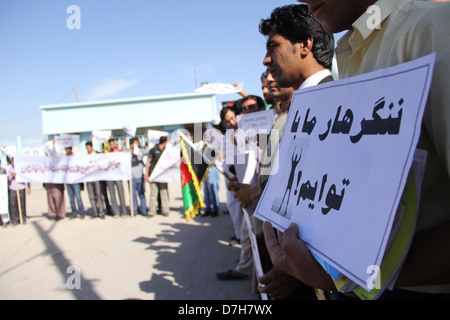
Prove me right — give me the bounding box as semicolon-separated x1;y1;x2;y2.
180;136;212;221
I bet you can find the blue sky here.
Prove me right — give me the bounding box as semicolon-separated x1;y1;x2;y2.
0;0;342;146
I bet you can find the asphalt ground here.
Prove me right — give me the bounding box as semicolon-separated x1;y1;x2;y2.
0;178;259;300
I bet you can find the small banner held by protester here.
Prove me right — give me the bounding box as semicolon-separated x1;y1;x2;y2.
195;81;244;95
149;142;181;183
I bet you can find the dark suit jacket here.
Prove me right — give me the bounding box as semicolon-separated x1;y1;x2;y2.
318;75;334;84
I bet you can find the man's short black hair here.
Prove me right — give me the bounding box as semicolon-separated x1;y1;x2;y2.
85;141;93;147
130;137;138;145
261;69;269;82
159;136;168;144
220;106;235;121
235;95;266;113
259;4;335;70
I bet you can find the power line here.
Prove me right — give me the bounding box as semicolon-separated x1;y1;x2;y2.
55;87;76;104
0;112;41;123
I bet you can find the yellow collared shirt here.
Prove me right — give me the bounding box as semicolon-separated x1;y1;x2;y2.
336;0;450;294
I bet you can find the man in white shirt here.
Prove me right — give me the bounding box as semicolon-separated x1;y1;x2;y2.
232;4;335;212
227;4;335;300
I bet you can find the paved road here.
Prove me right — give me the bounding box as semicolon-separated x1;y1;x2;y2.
0;180;258;300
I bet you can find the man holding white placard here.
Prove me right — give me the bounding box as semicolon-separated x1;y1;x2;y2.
251;4;335;299
106;138;128;217
145;136;170;217
7;157;31;225
262;0;450;299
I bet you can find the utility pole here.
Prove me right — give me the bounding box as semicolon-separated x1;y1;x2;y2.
194;69;198;89
73;86;80;102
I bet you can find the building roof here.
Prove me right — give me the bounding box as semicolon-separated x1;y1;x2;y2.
40;92;217;135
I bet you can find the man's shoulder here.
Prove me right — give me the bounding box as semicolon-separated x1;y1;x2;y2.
389;0;449;28
149;145;161;155
398;0;446;12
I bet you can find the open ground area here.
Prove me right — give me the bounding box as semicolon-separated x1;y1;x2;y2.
0;179;258;300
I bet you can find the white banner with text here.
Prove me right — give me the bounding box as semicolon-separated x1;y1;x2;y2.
15;153;132;184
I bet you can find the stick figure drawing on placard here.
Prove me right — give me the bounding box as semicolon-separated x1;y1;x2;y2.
278;147;302;216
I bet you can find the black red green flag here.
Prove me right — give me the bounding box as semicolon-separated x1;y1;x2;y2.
179;136;212;221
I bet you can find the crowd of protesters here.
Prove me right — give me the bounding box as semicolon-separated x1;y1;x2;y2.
0;135;172;226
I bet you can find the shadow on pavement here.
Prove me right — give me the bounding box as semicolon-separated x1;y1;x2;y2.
137;217;257;300
32;221;102;300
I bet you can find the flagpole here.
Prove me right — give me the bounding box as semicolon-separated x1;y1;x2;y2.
212;163;231;181
177;130;231;182
129;180;134;218
16;188;23;225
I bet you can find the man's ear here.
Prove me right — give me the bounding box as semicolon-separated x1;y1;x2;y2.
298;39;314;58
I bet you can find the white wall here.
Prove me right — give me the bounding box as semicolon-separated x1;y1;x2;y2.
41;93;217;135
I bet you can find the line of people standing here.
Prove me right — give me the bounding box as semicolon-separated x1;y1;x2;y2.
0;135;172;226
76;136;170;220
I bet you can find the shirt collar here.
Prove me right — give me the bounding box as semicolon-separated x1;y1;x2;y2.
299;69;332;89
352;0;413;41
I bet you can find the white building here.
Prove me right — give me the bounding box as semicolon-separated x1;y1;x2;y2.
40;92;218;153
